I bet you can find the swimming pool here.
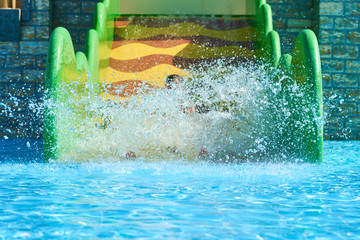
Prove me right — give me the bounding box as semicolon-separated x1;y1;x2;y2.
0;139;359;239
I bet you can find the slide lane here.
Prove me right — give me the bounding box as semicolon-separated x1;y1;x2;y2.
114;22;255;42
111;43;255;61
106;16;257;98
110;55;254;73
115;16;254;30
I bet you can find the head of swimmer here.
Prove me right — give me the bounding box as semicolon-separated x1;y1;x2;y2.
165;74;183;89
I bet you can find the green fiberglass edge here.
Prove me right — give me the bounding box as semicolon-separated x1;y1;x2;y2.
44;0;323;163
255;1;323;162
44;0;112;161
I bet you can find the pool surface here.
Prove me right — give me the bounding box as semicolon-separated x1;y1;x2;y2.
0;140;359;239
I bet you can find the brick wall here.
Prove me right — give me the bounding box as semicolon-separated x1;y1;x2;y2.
267;0;316;54
0;0;359;140
0;0;98;139
52;0;99;52
0;0;50;138
268;0;360;140
318;0;360;140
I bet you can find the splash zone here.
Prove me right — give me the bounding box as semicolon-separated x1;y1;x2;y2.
44;0;323;163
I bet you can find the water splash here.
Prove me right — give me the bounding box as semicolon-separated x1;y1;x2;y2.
46;60;321;163
1;91;44;139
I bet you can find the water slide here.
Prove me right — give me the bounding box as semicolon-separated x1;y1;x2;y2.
44;0;323;162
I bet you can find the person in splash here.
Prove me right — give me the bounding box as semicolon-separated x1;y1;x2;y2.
125;74;209;159
165;74;182;89
165;74;196;114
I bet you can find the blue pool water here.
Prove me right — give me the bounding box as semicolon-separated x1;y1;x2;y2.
0;139;359;239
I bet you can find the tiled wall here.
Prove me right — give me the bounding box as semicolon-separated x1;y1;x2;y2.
0;0;359;140
267;0;316;54
0;0;98;138
318;0;360;140
0;0;50;138
267;0;360;140
52;0;98;52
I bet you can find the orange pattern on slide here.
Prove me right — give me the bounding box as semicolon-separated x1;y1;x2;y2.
114;21;131;28
107;17;255;98
108;38;191;97
112;39;191;49
106;80;159;97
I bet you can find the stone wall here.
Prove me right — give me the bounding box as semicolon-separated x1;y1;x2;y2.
0;0;98;139
0;0;50;138
0;0;359;140
267;0;315;54
52;0;99;52
267;0;360;140
318;0;360;140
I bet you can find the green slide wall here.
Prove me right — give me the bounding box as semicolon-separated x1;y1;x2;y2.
44;0;323;163
255;0;323;162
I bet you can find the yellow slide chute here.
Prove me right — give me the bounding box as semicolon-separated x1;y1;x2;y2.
107;64;189;86
111;43;190;61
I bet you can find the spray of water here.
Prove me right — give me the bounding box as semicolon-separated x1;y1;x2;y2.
0;59;322;163
44;59;317;163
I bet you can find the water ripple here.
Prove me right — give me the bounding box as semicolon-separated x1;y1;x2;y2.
0;141;359;239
